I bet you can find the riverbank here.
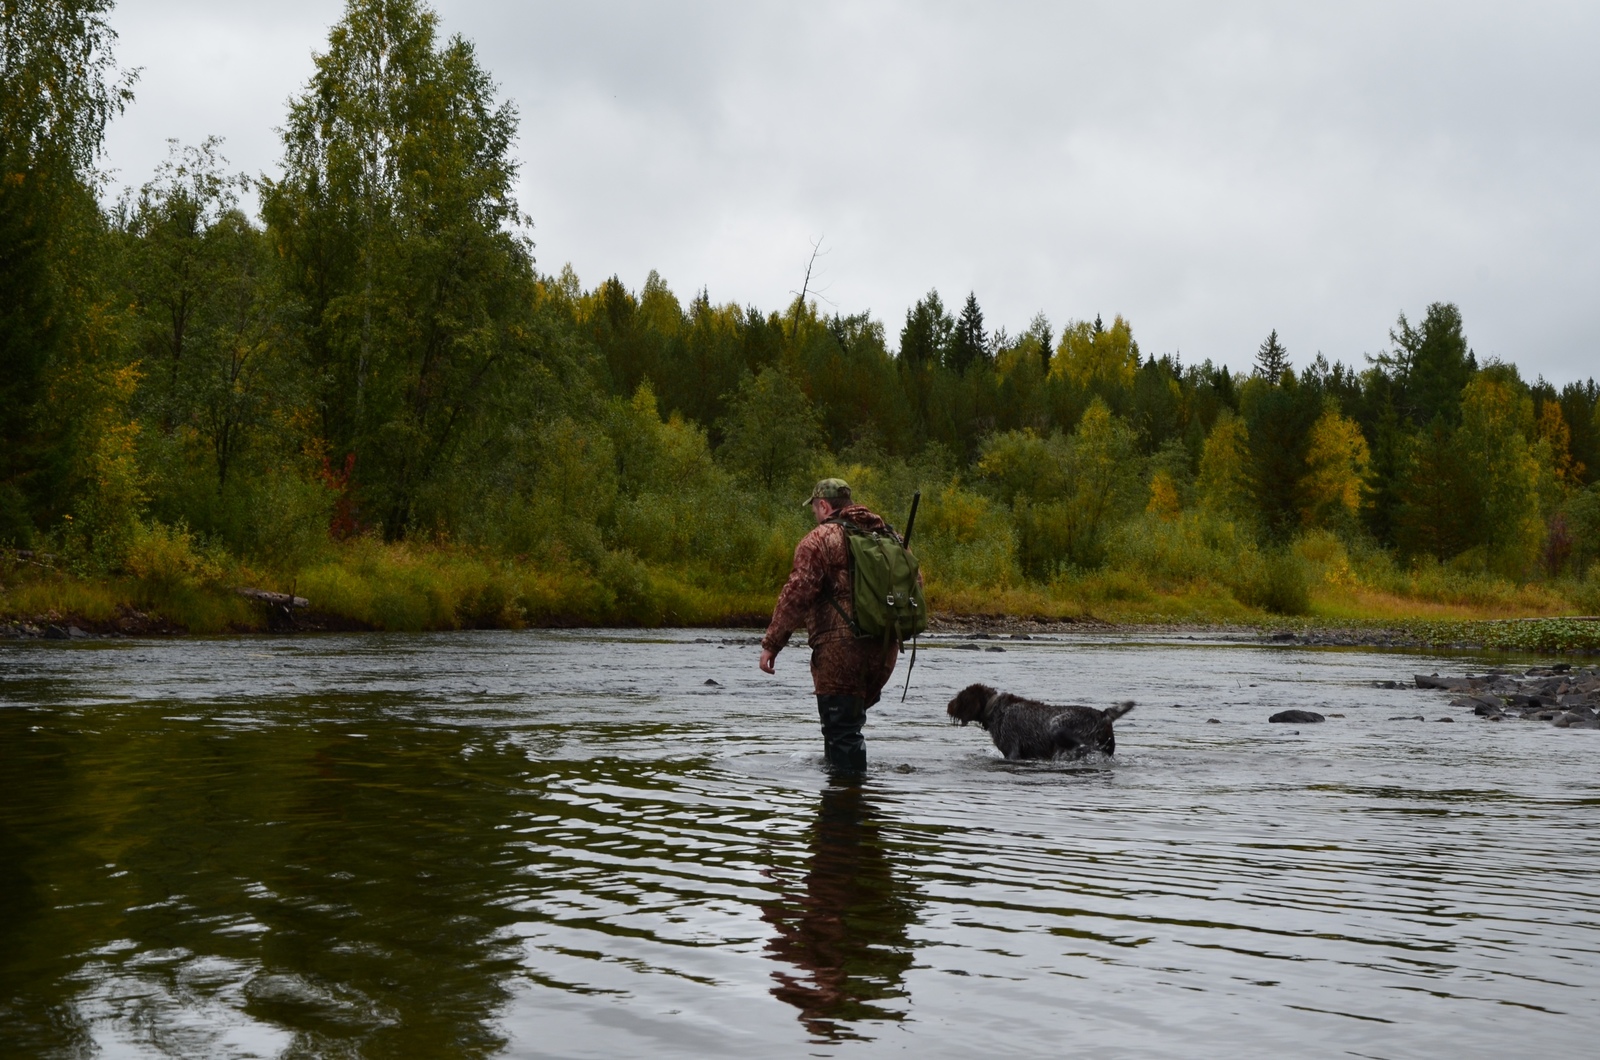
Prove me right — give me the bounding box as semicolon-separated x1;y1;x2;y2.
5;544;1599;653
6;601;1598;656
922;612;1600;655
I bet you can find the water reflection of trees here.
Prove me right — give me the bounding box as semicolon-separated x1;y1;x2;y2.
0;696;527;1057
762;782;918;1042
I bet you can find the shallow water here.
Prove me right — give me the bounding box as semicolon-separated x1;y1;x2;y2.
2;630;1598;1058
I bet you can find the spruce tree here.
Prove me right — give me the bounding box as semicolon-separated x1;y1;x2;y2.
1255;329;1290;383
949;292;987;374
898;290;951;368
1026;312;1053;373
1389;302;1474;426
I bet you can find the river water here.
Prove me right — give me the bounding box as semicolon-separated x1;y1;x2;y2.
2;630;1597;1058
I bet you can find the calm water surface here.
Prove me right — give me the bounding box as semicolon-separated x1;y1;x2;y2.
2;630;1598;1058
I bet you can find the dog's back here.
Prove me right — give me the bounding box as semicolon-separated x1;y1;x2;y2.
982;690;1134;760
947;683;1135;760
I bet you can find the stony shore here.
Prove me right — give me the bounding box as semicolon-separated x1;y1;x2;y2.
1412;665;1600;729
923;611;1438;647
924;613;1600;655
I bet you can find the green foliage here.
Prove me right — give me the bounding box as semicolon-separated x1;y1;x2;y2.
1052;314;1139;392
1245;549;1313;616
899;290;953;370
975;430;1069;506
914;483;1019;591
1403;618;1600;654
977;399;1141;576
1384;302;1476;426
1109;511;1250;589
0;0;133;175
1253;329;1290;382
717;366;822;494
120;519;224;590
122;138;292;495
10;1;1600;636
1455;374;1545;575
1240;372;1323;540
948;292;989;375
1196;411;1252;521
1;0;133;535
261;0;531;539
1564;484;1600;575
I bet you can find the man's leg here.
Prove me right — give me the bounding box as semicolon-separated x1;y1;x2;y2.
816;694;867;773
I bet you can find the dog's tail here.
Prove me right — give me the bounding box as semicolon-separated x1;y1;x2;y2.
1102;700;1135;722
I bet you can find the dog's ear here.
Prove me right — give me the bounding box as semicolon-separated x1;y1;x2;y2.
946;689;970;724
946;683;991;725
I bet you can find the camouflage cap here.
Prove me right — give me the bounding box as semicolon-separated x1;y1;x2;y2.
804;478;852;507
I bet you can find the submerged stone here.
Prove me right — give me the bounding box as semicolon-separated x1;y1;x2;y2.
1269;710;1325;723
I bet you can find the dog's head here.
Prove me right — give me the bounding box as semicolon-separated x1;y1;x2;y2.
947;683;996;726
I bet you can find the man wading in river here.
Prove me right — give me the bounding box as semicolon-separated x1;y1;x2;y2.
759;479;904;773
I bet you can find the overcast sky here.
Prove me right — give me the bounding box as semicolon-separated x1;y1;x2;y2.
101;1;1600;382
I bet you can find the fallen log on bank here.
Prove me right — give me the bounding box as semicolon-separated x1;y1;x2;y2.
234;588;309;609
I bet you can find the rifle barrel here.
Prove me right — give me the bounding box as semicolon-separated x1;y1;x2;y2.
902;490;921;548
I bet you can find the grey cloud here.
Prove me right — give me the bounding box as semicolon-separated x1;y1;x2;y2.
101;1;1599;379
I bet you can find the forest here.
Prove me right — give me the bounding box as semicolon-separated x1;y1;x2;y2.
4;0;1599;636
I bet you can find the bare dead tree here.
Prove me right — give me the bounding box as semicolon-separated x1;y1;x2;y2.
789;236;834;334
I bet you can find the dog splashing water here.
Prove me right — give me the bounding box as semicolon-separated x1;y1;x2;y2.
947;683;1134;761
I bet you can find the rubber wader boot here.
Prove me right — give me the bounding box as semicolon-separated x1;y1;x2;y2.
816;694;868;774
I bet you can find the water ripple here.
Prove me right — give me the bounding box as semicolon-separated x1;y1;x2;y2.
2;631;1598;1057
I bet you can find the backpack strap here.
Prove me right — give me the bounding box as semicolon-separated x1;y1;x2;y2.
820;518;862;637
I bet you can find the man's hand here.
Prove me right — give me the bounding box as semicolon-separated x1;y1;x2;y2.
759;648;777;674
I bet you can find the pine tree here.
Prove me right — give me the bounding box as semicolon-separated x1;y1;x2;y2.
1255;330;1290;383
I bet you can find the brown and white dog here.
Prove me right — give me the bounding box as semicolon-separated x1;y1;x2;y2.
947;683;1134;760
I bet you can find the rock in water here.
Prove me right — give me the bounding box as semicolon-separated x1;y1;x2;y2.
1269;709;1325;723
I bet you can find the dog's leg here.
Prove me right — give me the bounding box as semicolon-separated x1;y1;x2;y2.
1051;731;1084;759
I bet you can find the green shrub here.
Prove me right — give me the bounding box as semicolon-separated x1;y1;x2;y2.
1571;564;1600;616
916;484;1020;592
1110;512;1246;588
121;521;225;593
1231;548;1311;615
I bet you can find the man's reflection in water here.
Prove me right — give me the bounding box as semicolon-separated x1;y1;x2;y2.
762;782;917;1042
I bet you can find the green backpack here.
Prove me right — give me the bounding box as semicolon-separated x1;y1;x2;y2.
825;518;927;644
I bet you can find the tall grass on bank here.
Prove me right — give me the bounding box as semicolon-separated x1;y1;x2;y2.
294;541;772;630
1;539;776;634
4;509;1597;634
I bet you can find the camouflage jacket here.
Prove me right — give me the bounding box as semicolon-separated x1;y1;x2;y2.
762;505;901;705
